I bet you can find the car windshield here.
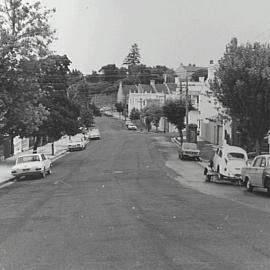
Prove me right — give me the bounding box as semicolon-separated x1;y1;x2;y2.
182;143;197;150
227;152;245;160
17;155;41;164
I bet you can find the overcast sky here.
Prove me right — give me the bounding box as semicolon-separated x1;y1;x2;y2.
41;0;270;74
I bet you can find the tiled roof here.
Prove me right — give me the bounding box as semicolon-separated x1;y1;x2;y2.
155;84;169;94
140;84;154;93
123;85;138;94
166;83;177;93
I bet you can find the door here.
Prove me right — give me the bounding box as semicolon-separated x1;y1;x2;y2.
255;157;266;186
250;157;262;186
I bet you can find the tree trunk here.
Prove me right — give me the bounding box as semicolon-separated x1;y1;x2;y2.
33;136;40;153
255;138;261;155
178;129;183;145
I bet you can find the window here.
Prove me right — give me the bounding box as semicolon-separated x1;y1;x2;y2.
260;158;266;167
227;152;245;160
253;157;262;167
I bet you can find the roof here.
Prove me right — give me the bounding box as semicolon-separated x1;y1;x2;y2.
140;84;154;93
166;83;177;93
219;145;247;155
122;85;138;95
155;84;169;94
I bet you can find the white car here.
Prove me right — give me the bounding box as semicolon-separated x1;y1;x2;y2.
127;123;137;130
11;153;52;179
68;135;87;151
213;145;248;179
88;128;101;140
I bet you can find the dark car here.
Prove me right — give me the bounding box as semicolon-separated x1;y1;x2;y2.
178;142;200;160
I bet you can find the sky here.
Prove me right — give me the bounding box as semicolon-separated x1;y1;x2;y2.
39;0;270;74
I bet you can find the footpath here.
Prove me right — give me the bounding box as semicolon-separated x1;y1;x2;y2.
0;136;71;185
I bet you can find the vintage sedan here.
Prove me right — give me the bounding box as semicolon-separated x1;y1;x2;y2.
127;123;138;130
242;154;270;193
178;142;200;160
213;145;248;180
87;128;101;140
11;153;52;179
68;134;87;151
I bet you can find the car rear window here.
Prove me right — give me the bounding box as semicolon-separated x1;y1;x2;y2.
227;152;245;160
17;155;41;163
183;143;197;150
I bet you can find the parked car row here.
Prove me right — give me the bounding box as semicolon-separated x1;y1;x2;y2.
11;128;102;180
125;119;138;131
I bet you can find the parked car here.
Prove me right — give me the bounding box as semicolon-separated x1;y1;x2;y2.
104;111;113;117
88;128;101;140
125;119;132;127
11;153;52;179
127;123;137;130
241;154;270;193
212;145;248;180
178;142;200;160
68;135;87;151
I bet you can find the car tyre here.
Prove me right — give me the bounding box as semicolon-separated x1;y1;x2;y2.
47;167;52;175
246;179;253;192
41;169;46;179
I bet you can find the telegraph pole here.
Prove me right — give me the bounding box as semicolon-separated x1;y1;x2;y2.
140;98;143;131
185;76;189;142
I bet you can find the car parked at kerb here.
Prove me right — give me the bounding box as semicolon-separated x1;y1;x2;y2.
11;153;52;179
178;142;200;160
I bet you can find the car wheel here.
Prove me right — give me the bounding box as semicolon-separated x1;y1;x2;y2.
246;179;253;192
217;167;223;180
47;167;52;175
41;169;46;178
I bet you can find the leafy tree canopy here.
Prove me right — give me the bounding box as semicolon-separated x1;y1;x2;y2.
129;108;140;120
123;43;141;67
212;38;270;152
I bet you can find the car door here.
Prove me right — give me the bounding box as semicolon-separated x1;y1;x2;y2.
213;148;220;171
41;154;49;170
250;157;262;186
255;157;266;187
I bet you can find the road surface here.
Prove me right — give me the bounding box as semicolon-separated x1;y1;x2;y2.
0;116;269;269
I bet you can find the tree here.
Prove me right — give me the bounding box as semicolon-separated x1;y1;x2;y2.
163;100;189;144
191;68;208;82
115;102;124;118
0;0;55;138
99;64;120;83
142;104;163;132
212;38;270;153
79;109;94;128
123;43;141;67
129;108;140;120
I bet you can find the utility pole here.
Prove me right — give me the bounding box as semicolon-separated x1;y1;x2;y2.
140;98;143;132
185;76;189;142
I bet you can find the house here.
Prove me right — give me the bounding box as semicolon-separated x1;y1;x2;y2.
198;60;232;146
117;77;205;132
175;63;207;80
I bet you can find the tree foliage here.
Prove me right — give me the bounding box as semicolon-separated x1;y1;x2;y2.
0;0;56;138
129;108;141;120
142;104;163;131
212;38;270;152
191;68;208;82
163;100;188;143
123;43;141;67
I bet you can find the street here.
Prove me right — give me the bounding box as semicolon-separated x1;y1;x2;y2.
0;116;270;269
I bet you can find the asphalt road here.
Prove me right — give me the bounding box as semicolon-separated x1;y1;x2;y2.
0;116;270;269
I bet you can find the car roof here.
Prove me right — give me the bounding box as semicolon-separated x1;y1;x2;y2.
254;154;270;158
219;145;247;154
